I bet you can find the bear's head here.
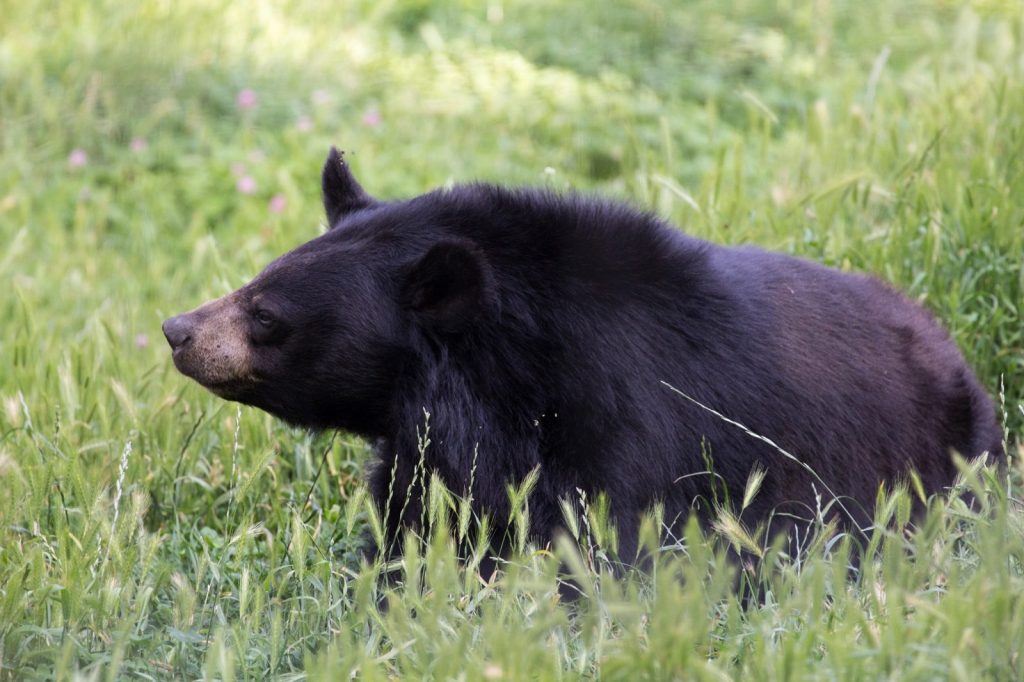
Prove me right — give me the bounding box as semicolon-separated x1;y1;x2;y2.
163;147;497;434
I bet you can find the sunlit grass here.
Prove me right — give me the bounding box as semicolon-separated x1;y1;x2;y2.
1;0;1022;678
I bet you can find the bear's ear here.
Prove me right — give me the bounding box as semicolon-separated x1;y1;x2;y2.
403;241;496;333
322;146;375;228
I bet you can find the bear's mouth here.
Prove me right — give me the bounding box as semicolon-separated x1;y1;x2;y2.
170;351;257;401
203;378;258;402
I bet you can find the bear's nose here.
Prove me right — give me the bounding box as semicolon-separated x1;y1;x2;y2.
162;315;194;351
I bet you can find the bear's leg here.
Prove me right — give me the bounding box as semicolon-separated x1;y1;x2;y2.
365;454;424;564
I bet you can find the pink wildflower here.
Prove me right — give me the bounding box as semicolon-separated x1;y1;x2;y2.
130;137;147;153
135;333;149;349
236;89;258;111
68;148;88;169
236;175;257;194
295;115;313;132
269;194;287;214
362;107;382;128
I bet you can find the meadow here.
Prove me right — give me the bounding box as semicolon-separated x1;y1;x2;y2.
1;0;1022;678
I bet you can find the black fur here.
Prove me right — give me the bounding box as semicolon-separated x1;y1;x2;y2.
182;152;1005;565
322;147;376;227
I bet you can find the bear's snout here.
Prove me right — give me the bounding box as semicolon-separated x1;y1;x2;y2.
163;294;256;397
162;314;194;351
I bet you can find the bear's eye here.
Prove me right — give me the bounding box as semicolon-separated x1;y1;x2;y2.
254;309;275;327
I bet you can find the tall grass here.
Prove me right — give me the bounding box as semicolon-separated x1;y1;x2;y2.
1;0;1021;678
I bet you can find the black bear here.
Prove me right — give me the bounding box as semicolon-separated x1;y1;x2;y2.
164;147;1003;566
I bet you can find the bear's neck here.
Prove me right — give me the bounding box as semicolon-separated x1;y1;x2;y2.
385;336;548;501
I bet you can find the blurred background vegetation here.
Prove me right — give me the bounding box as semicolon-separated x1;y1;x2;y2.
1;0;1022;678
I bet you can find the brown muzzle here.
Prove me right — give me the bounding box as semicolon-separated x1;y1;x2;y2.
163;293;255;395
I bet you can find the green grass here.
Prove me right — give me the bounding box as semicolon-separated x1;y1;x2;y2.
1;0;1023;678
